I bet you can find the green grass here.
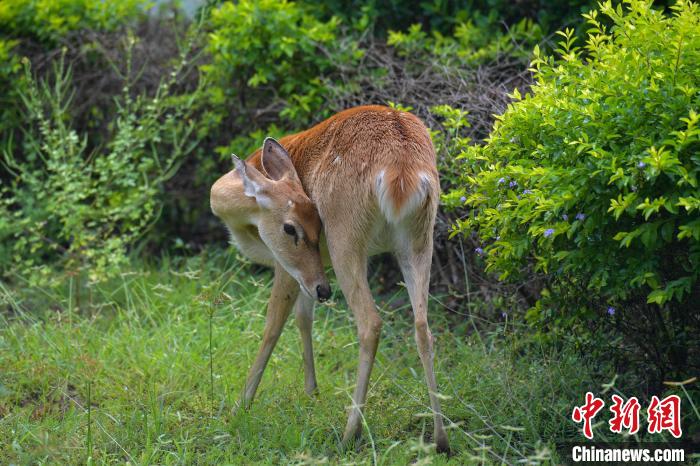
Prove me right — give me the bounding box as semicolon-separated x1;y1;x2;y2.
0;250;618;464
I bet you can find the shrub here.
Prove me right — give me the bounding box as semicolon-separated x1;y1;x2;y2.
0;0;146;166
0;0;144;43
313;0;606;35
0;48;200;289
312;0;473;34
0;38;23;137
202;0;361;128
430;104;472;190
387;17;543;66
449;1;700;377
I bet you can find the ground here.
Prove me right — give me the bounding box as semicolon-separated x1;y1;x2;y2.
1;251;603;464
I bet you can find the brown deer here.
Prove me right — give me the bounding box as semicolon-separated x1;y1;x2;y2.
210;105;449;452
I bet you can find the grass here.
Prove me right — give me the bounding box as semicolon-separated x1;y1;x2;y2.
0;249;689;464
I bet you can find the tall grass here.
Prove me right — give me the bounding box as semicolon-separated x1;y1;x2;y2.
0;250;694;464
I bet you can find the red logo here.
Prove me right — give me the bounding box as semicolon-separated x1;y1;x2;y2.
647;395;682;438
573;393;683;439
609;395;641;435
572;392;605;439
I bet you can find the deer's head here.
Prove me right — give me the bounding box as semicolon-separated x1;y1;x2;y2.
233;138;330;302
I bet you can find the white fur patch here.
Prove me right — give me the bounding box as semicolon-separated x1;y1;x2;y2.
375;170;431;224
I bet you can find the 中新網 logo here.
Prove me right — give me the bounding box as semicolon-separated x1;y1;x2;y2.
571;392;682;439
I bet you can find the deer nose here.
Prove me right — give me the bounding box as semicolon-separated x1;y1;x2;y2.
316;284;331;302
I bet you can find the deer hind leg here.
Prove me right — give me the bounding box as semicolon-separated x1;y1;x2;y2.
237;264;298;410
327;240;382;447
396;243;450;453
294;293;318;395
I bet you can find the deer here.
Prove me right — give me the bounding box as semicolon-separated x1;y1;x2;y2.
210;105;449;453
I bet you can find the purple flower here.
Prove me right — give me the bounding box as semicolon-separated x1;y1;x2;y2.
544;228;555;238
607;306;616;315
474;247;484;255
637;161;646;169
498;177;506;185
509;180;518;188
522;189;533;195
562;214;569;221
495;235;501;241
575;213;586;221
501;312;508;319
460;196;467;203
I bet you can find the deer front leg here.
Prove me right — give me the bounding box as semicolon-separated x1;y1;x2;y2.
294;293;318;395
237;265;299;411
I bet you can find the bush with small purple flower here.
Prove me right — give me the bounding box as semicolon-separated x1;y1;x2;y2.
448;1;700;326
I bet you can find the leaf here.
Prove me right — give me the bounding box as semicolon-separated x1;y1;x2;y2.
647;289;667;305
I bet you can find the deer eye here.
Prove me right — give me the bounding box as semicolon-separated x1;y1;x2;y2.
283;223;297;237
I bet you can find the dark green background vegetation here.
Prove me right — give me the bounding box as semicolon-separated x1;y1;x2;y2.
1;0;698;463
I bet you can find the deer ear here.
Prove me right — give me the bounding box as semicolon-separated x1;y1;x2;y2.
261;138;300;182
231;154;272;207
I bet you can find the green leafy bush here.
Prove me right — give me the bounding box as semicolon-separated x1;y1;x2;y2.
312;0;472;34
203;0;361;127
0;51;199;287
313;0;605;35
430;104;472;190
388;17;543;65
0;0;146;159
0;0;144;43
448;0;699;362
0;38;23;137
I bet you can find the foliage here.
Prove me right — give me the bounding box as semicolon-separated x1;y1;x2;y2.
0;50;199;287
388;16;544;65
314;0;604;35
0;38;23;137
0;0;144;43
430;104;472;190
202;0;362;128
0;0;146;163
449;0;700;372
